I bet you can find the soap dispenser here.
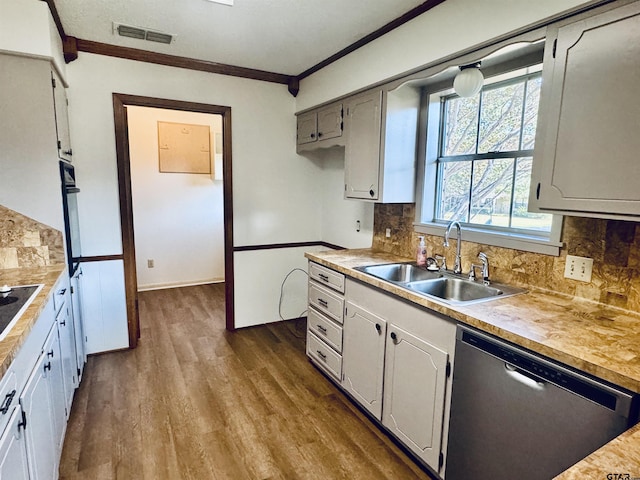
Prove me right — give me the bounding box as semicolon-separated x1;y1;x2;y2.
416;236;427;266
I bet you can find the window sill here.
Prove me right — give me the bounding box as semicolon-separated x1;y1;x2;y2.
414;222;562;256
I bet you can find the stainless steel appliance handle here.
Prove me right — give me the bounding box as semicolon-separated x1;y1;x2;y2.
505;363;545;390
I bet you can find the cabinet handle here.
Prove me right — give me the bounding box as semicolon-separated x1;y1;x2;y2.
375;323;381;333
310;133;316;139
369;189;375;197
63;149;73;156
390;332;398;343
316;350;327;361
44;362;51;372
47;349;54;358
317;325;327;334
317;298;328;308
58;288;67;295
0;390;16;415
318;273;329;282
318;132;323;138
60;318;66;326
536;182;541;200
17;410;26;431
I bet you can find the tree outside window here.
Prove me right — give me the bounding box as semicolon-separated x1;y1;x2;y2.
435;72;552;234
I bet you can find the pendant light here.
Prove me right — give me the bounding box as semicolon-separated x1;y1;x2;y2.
453;62;484;97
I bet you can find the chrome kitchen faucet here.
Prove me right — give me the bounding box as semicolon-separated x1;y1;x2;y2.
443;221;463;274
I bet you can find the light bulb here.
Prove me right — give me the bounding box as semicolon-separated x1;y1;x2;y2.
453;67;484;97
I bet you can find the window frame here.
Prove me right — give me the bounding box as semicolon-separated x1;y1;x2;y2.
415;64;563;256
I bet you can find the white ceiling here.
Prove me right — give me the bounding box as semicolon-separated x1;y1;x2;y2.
55;0;431;75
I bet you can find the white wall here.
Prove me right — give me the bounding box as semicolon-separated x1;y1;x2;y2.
81;260;129;354
66;53;321;256
127;106;225;290
65;53;324;328
295;0;595;110
311;148;374;248
0;0;66;79
0;0;65;232
234;245;327;329
0;55;63;232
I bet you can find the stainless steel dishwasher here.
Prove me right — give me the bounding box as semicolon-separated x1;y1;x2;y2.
446;325;638;480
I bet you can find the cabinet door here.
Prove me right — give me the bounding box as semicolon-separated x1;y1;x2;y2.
51;71;72;162
344;90;382;200
316;103;343;142
71;268;86;381
342;301;386;420
0;407;29;480
297;111;318;145
383;324;448;472
57;300;78;410
44;323;67;454
20;349;58;480
532;2;640;217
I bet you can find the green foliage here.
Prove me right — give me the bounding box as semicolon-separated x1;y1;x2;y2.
436;74;551;232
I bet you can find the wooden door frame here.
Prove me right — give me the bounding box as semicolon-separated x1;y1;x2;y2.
112;93;235;348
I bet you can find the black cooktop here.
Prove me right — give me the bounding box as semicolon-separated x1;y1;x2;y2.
0;285;40;337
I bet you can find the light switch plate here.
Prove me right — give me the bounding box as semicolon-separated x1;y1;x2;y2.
385;228;391;238
564;255;593;282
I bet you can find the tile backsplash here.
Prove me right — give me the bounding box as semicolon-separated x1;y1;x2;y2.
0;205;64;269
372;204;640;312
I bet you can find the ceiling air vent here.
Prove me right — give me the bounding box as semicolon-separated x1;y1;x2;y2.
114;23;174;45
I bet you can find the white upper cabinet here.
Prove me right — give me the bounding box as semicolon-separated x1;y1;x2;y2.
344;90;383;200
51;70;72;162
296;102;343;151
530;1;640;219
344;86;419;203
317;103;343;143
296;110;318;145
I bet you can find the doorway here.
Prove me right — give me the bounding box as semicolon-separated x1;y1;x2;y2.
112;94;235;348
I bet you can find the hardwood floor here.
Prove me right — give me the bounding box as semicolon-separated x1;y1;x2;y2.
59;283;433;480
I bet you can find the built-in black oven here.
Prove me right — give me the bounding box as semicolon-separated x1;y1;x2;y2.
59;161;81;276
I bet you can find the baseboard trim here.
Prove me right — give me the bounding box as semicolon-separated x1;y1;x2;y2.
138;278;224;292
233;241;345;252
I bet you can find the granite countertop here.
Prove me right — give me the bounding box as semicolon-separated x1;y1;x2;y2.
0;264;66;378
305;248;640;478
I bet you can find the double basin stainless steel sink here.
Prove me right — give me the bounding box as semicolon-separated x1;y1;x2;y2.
354;263;525;306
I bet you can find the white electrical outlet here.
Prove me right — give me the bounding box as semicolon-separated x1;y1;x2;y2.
385;228;391;238
147;259;155;268
564;255;593;282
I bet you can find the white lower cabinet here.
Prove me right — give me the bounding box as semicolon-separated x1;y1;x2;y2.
56;299;76;415
20;326;59;480
44;322;67;456
306;330;343;381
0;407;29;480
383;324;449;470
342;301;387;420
306;262;346;382
70;268;87;382
342;277;456;476
0;274;84;480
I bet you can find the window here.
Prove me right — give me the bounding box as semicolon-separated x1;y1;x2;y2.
417;64;562;255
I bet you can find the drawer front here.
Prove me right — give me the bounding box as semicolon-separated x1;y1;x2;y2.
0;371;18;436
307;331;342;381
52;284;68;314
308;282;344;324
308;307;343;353
309;262;345;293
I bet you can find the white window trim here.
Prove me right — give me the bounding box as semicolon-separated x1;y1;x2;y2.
414;220;563;256
415;66;563;257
